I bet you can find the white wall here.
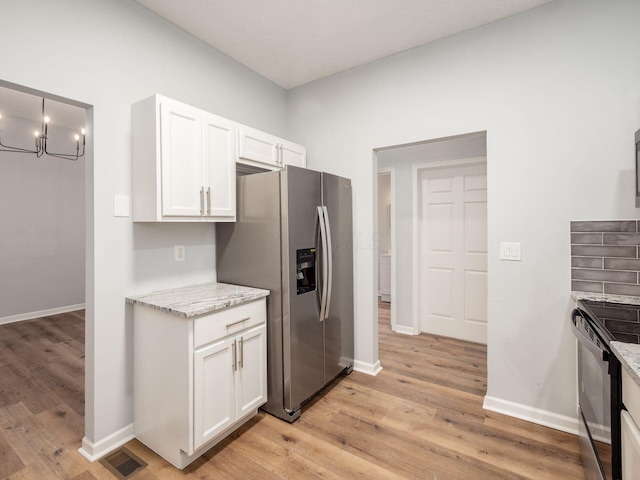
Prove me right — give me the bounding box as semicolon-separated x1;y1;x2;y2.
377;134;486;331
0;116;85;320
0;0;288;452
288;0;640;424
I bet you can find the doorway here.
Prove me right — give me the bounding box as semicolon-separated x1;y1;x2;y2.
0;81;92;475
375;131;487;341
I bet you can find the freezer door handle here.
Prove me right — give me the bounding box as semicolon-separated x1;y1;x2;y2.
317;206;328;321
322;206;332;319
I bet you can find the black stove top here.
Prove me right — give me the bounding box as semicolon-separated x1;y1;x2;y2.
579;300;640;345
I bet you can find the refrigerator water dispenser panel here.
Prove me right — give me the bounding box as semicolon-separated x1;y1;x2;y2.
296;248;316;294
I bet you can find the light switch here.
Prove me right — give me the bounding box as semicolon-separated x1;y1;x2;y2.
114;195;130;217
500;242;521;261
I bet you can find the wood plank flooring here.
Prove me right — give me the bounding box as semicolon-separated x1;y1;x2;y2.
0;304;586;479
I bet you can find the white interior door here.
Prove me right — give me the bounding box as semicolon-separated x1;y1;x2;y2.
419;162;487;344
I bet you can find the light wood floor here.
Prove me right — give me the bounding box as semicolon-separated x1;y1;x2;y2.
0;304;586;479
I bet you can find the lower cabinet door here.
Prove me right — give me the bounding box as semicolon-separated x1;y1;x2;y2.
622;409;640;479
193;337;236;450
236;324;267;418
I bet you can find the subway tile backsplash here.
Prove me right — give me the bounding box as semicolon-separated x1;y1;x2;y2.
571;220;640;296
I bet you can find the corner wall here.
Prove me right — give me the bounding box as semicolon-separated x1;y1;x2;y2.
287;0;640;424
0;0;288;452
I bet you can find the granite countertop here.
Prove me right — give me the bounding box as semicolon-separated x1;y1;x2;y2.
571;291;640;306
126;282;269;318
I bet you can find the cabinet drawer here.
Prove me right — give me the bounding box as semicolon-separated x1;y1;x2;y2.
194;299;266;349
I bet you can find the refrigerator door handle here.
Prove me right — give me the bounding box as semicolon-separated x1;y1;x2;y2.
317;206;328;321
322;206;333;319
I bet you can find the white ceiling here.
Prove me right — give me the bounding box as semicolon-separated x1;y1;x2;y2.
135;0;554;89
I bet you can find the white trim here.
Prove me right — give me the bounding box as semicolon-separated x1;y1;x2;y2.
411;163;420;335
393;324;419;336
412;156;487;335
414;156;486;171
0;303;86;326
353;359;383;376
78;423;135;462
483;395;579;436
377;167;397;332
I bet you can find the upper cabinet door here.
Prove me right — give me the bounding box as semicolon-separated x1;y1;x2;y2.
237;126;307;171
160;101;204;217
237;126;280;169
279;139;306;168
202;114;236;218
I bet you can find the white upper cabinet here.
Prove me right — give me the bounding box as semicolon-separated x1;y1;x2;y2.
203;114;236;218
238;125;306;171
159;102;203;217
279;139;307;168
132;95;236;222
132;94;306;222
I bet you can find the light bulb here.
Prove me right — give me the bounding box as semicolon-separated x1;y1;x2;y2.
44;116;50;123
81;128;86;135
0;114;3;120
74;134;80;141
34;131;39;137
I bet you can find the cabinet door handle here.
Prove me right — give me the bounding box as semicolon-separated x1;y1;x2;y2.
200;187;205;215
226;317;250;328
239;337;244;368
232;339;237;371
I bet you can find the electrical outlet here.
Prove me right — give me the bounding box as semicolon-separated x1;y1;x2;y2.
175;245;185;262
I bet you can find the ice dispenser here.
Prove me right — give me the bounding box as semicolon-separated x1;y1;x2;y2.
296;248;316;294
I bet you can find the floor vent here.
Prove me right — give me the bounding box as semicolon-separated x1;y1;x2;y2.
99;447;147;479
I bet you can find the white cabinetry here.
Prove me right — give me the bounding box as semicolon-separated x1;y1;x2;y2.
193;323;266;450
132;95;236;222
133;298;267;469
238;125;306;170
621;368;640;478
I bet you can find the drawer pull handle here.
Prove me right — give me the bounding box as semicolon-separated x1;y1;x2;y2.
226;317;250;328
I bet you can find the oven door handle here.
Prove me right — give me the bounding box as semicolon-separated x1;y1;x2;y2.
571;309;609;361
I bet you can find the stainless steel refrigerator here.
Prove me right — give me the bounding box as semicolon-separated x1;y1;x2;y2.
216;165;354;422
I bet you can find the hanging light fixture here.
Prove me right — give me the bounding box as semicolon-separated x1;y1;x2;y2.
0;97;85;161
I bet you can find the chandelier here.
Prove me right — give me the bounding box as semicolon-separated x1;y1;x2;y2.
0;97;85;161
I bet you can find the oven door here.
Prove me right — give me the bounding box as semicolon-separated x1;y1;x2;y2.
572;309;612;480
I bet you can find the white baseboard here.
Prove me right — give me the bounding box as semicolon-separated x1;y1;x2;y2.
0;303;85;326
393;324;419;336
353;359;383;376
483;395;579;436
78;423;135;462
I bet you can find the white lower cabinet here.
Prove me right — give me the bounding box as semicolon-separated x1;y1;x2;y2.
193;324;266;450
133;298;267;469
622;409;640;479
621;367;640;478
